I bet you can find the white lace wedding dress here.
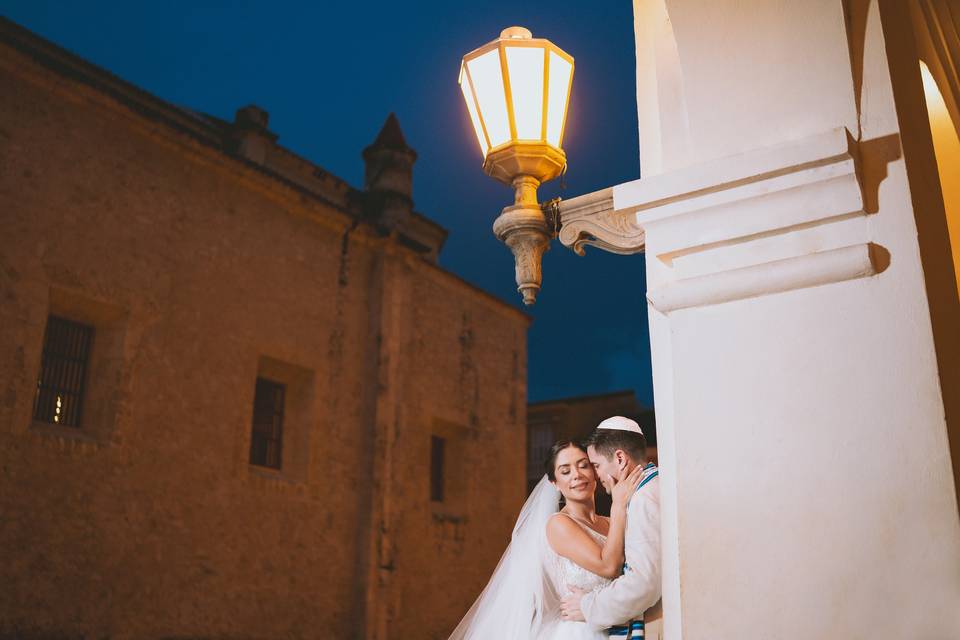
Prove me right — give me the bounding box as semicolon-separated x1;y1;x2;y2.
538;514;611;640
448;477;613;640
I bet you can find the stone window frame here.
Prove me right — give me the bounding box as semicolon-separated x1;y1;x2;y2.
28;286;128;444
246;355;315;483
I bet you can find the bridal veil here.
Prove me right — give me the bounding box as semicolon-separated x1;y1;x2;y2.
448;475;563;639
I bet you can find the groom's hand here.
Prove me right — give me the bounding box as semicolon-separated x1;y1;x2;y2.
560;586;587;622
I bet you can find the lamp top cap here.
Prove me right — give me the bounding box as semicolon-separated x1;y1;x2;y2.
500;26;532;40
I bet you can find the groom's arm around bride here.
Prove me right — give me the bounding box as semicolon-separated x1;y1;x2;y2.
562;419;662;638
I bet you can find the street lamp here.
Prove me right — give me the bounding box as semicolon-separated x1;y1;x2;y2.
458;26;574;305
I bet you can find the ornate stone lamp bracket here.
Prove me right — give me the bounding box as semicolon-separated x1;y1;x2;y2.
553;188;647;256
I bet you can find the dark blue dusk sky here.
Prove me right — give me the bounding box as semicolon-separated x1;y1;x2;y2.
3;1;653;407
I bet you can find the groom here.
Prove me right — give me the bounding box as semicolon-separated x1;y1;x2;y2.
560;416;662;639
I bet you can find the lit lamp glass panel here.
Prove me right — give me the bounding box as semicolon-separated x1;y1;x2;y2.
459;66;488;154
546;51;573;147
505;46;544;140
458;27;574;187
467;49;511;148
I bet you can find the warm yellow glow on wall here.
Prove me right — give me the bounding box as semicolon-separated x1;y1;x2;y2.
921;61;960;295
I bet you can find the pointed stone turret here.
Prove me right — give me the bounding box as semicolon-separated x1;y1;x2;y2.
362;113;417;231
369;112;410;151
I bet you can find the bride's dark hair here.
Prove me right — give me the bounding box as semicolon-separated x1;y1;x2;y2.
543;440;587;481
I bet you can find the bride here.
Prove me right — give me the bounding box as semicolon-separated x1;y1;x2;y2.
449;440;643;639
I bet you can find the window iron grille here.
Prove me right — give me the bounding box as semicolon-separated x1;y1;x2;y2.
33;315;94;428
527;420;556;475
249;377;285;469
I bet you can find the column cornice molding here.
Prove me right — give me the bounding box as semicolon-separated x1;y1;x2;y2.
555;127;889;312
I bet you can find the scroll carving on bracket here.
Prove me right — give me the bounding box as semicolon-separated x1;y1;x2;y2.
554;188;646;256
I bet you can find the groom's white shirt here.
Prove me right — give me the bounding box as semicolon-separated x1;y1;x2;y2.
580;464;661;629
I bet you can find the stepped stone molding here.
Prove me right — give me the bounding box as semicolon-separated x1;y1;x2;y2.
646;243;881;313
555;127;885;312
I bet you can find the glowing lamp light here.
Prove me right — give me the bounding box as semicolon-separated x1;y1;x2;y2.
459;26;574;184
459;27;574;304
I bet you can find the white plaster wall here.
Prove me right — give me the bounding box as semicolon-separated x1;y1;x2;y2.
634;1;960;637
634;0;859;175
666;281;959;638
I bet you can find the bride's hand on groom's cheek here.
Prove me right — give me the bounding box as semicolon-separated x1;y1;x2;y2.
611;465;645;508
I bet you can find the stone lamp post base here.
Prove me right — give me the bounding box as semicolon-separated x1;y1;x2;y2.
493;175;552;305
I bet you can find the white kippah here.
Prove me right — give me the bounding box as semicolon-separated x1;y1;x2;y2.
596;415;643;435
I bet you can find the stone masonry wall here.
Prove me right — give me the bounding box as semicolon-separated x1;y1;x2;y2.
0;36;527;640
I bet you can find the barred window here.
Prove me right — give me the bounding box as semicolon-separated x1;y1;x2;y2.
526;416;557;494
249;377;285;469
34;315;94;427
430;435;446;502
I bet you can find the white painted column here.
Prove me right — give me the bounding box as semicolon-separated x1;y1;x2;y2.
626;1;960;638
